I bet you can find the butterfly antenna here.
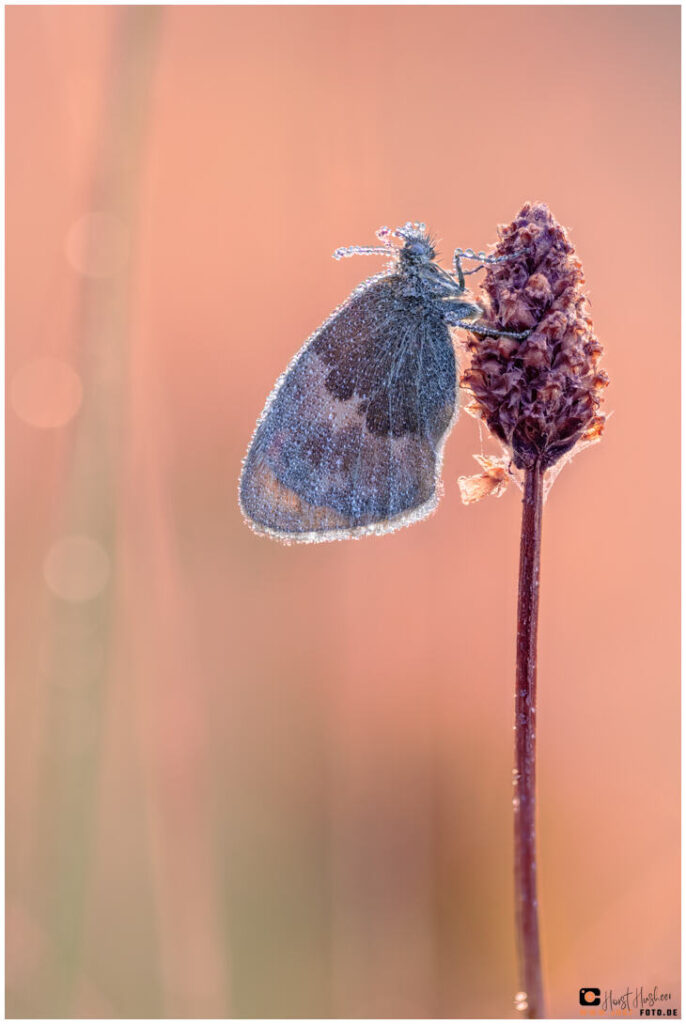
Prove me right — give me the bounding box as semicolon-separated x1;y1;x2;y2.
332;244;394;260
392;221;428;241
332;223;430;261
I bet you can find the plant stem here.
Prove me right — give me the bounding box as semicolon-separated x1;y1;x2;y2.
514;461;545;1018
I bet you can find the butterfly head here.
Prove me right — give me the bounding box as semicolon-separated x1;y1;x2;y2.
392;222;436;265
333;222;437;266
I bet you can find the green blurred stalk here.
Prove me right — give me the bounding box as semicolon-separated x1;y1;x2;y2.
35;9;161;1014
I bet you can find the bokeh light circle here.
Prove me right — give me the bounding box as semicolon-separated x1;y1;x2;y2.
43;536;111;602
11;358;82;429
65;211;129;278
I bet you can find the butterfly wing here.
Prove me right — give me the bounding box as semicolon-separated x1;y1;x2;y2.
239;275;457;542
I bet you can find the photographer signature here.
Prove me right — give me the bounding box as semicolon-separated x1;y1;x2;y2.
602;986;673;1012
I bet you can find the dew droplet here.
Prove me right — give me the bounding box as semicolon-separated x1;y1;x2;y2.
65;211;129;278
514;990;528;1012
11;358;82;429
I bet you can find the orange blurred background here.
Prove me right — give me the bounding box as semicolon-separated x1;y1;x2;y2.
6;6;680;1019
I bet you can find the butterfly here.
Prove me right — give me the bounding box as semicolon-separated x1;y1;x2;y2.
239;222;525;543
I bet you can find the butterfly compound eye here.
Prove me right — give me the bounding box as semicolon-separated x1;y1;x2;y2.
403;238;435;262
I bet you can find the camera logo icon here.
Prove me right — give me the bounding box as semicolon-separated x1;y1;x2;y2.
579;988;601;1006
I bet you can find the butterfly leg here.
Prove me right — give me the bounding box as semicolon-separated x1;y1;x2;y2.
439;297;483;322
452;319;531;341
453;247;530;281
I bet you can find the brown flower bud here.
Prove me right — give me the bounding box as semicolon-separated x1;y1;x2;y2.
461;202;607;470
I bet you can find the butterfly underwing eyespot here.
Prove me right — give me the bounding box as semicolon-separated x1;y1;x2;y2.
239;222;524;544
